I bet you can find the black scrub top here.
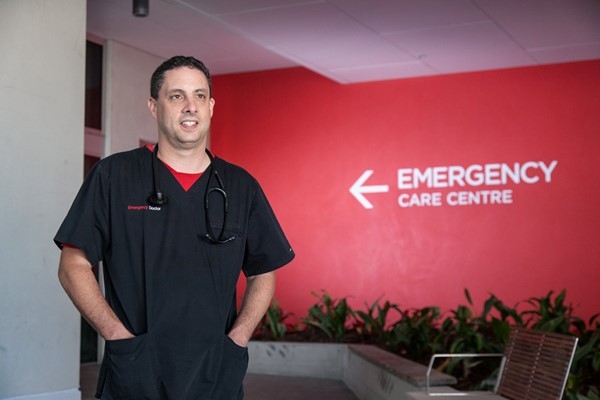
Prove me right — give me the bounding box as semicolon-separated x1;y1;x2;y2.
55;147;295;400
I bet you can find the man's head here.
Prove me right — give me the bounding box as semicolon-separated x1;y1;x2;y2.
148;56;215;151
150;56;212;99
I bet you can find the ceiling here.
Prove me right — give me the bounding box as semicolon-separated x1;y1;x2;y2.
87;0;600;84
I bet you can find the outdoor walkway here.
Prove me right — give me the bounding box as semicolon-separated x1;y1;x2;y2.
81;363;358;400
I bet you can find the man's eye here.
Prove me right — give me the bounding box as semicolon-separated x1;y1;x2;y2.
197;94;206;99
170;94;181;100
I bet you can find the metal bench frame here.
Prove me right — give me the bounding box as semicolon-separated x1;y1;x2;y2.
424;328;578;399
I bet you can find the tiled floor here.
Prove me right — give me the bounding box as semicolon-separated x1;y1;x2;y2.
244;374;358;400
80;364;99;400
81;363;358;400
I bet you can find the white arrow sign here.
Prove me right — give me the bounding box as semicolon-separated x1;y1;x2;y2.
349;170;389;209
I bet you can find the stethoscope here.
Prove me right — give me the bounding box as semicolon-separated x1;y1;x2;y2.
147;144;235;244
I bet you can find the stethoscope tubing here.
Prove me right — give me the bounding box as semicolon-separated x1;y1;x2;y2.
148;144;234;243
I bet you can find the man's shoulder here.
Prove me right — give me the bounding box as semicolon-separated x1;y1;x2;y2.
84;148;150;184
94;147;150;169
214;156;255;181
105;146;149;162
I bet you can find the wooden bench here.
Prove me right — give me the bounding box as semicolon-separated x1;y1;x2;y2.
406;328;578;400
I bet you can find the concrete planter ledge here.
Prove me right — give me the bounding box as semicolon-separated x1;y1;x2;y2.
248;341;456;400
347;345;456;388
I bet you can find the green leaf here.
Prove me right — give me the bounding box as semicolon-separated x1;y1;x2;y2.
464;288;473;306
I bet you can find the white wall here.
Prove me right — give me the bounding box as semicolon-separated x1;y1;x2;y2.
104;41;163;155
0;1;86;399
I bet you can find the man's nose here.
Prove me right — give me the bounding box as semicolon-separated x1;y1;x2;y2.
183;98;198;113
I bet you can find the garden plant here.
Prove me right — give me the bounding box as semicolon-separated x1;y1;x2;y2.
252;289;599;400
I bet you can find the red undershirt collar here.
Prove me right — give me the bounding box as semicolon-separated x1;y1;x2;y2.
146;144;203;192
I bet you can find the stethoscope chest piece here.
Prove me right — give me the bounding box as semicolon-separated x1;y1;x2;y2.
148;192;168;206
148;144;169;206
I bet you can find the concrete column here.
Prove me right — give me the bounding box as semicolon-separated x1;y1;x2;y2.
0;0;86;398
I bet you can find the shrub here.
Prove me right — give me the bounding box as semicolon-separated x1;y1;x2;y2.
253;299;292;340
301;290;355;342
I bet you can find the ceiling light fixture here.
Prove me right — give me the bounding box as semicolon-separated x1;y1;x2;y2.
133;0;149;17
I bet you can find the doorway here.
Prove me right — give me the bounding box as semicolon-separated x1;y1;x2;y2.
81;37;104;363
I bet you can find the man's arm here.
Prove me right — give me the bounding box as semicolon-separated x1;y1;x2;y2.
227;271;276;347
58;246;134;340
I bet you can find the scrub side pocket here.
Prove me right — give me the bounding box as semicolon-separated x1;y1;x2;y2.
105;333;160;399
210;336;249;400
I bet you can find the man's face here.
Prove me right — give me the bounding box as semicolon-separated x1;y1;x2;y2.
148;66;215;150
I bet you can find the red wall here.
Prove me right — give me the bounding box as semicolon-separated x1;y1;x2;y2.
212;61;600;324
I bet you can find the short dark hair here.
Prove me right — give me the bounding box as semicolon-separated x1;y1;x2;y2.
150;56;212;99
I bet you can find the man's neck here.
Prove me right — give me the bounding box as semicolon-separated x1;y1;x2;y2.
156;141;210;173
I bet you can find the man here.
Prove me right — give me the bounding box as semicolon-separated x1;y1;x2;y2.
55;56;295;399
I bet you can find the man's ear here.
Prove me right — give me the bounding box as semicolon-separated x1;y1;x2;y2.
209;97;215;117
148;97;157;119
